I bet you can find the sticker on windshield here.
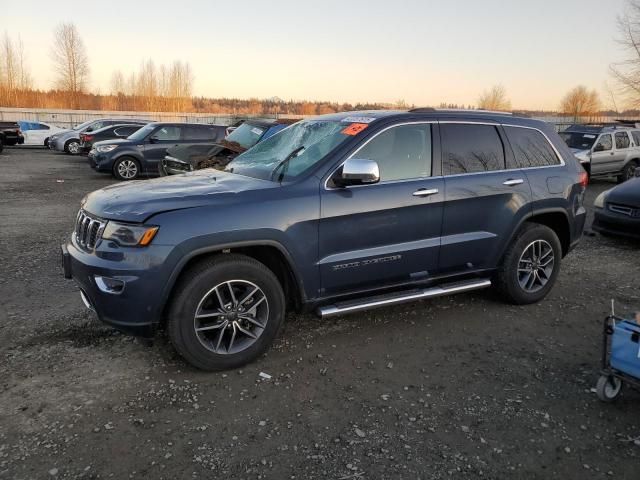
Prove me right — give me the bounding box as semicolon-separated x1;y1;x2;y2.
251;127;264;136
341;116;376;124
341;123;369;136
583;134;596;139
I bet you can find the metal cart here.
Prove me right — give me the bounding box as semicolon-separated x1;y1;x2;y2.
596;314;640;402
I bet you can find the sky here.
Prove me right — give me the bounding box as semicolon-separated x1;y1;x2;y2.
2;0;629;110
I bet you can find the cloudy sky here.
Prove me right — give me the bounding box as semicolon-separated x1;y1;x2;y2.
4;0;629;109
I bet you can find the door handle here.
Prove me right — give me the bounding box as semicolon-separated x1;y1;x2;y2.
412;188;439;197
503;179;524;186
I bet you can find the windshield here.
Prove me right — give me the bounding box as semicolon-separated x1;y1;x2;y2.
225;120;351;181
559;131;598;150
127;124;156;142
73;120;95;131
224;122;269;149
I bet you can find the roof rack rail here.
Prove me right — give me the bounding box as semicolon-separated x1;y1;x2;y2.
407;107;513;115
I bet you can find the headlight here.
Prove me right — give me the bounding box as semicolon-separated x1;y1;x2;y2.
102;222;159;246
96;145;118;153
594;190;610;209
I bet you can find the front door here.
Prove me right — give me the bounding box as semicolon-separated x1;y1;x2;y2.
438;122;532;274
590;133;614;175
319;122;444;296
143;125;182;172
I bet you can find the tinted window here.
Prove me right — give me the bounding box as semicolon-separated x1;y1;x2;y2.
152;126;181;141
559;131;597;150
441;124;505;174
504;126;560;168
597;134;612;151
615;131;630;149
632;131;640;145
36;123;50;130
184;126;215;140
355;124;432;181
114;126;139;137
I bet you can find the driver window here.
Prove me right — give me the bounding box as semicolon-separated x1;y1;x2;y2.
153;126;181;141
596;134;612;151
355;124;432;181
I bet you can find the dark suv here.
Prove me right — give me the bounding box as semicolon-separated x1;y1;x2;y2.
88;122;226;180
62;109;587;370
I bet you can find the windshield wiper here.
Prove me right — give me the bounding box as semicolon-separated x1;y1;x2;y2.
270;146;305;182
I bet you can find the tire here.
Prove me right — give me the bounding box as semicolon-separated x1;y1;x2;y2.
596;375;622;402
112;157;141;180
65;139;81;155
44;138;49;148
494;223;562;304
167;254;286;371
617;160;638;184
0;140;3;154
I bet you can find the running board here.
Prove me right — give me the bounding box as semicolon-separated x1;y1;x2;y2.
317;279;491;318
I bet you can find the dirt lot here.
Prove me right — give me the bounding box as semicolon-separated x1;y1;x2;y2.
0;147;639;480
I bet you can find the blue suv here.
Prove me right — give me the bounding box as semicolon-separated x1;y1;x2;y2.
62;109;588;370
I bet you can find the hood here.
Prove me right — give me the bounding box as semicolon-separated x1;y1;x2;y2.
81;169;276;222
607;177;640;207
571;148;590;160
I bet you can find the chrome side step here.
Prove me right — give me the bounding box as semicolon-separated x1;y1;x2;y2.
317;278;491;318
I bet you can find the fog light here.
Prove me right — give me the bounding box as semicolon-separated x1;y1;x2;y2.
94;275;125;294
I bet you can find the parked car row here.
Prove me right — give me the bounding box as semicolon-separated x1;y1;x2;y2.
49;118;149;155
17;121;66;146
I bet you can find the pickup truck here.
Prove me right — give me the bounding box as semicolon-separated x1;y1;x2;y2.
62;109;587;371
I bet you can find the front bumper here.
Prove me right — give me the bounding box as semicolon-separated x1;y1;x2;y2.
88;151;113;172
61;235;175;337
592;206;640;240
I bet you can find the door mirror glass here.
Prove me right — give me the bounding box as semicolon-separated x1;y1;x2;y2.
337;158;380;186
149;136;159;144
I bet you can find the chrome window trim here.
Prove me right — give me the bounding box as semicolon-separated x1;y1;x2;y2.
324;121;437;191
323;120;567;190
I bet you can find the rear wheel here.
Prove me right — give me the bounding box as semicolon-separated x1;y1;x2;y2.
617;160;638;183
167;254;285;371
495;223;562;304
113;157;141;180
596;375;622;402
65;139;81;155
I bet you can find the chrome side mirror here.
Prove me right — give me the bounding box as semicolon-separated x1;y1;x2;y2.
338;158;380;186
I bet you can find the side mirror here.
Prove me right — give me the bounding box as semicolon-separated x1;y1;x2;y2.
336;158;380;186
86;127;93;133
149;136;159;144
635;166;640;178
593;143;605;152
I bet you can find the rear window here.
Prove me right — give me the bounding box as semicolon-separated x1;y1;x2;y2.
441;124;505;175
632;131;640;145
615;131;630;149
504;126;561;168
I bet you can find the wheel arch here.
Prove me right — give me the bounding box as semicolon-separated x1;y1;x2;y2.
158;241;306;326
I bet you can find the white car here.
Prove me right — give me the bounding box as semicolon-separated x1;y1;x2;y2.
18;121;67;147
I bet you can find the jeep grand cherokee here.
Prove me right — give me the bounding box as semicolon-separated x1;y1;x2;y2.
62;109;588;371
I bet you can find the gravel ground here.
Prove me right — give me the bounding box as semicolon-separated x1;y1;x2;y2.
0;147;639;480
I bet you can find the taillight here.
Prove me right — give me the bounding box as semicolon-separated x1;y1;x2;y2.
84;135;93;142
578;171;589;189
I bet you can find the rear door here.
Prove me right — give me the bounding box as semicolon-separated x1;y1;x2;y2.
319;122;444;295
143;125;182;172
611;131;632;173
438;122;531;274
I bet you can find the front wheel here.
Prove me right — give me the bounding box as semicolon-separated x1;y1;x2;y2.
113;157;141;180
617;160;638;184
494;223;562;304
167;254;285;371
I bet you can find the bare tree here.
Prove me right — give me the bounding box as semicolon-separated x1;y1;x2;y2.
16;35;32;90
110;70;125;95
51;22;89;106
477;85;511;111
559;86;601;120
611;0;640;107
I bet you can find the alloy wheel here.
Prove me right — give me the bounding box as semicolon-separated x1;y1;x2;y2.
118;159;138;179
517;239;555;293
193;280;269;355
68;141;80;154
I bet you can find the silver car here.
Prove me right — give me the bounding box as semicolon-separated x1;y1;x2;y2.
560;124;640;183
48;118;148;155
